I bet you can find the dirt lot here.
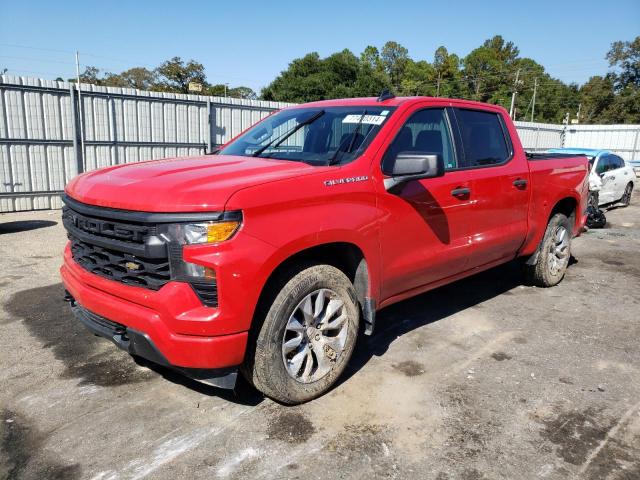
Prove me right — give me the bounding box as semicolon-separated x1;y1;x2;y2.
1;195;639;480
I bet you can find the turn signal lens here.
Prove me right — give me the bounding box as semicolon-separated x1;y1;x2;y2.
206;221;240;242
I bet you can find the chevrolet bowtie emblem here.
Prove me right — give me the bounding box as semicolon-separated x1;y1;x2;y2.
125;261;141;271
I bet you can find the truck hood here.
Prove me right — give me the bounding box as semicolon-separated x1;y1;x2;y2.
65;155;316;212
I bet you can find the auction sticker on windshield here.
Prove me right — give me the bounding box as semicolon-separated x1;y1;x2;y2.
342;114;386;125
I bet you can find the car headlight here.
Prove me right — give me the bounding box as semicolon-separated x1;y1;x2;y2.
157;211;242;282
183;221;240;244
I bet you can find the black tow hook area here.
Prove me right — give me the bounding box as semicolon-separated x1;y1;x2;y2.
63;290;76;307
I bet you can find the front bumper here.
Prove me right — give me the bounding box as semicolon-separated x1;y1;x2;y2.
67;299;237;388
61;247;248;378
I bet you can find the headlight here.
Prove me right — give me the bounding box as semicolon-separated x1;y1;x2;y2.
157;211;242;282
183;221;240;244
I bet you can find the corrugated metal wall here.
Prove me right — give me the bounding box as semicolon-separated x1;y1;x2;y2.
2;75;639;213
514;121;640;160
513;121;564;152
0;75;290;212
563;124;640;160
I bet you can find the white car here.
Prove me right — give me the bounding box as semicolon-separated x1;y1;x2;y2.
547;149;635;206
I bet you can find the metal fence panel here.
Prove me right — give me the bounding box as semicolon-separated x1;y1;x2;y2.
2;74;640;213
0;75;291;212
563;124;640;161
514;121;565;152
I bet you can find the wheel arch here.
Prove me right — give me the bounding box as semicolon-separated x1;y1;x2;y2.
549;196;578;226
519;193;581;260
258;241;371;311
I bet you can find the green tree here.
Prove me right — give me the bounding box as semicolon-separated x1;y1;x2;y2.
606;36;640;89
73;66;103;85
155;57;207;93
462;35;519;104
380;41;410;91
103;67;157;90
433;46;464;98
400;60;435;96
360;45;383;72
262;50;363;102
580;76;616;123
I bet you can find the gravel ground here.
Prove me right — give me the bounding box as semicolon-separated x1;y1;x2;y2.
1;195;639;480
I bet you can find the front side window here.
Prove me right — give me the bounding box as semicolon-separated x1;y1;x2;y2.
382;108;456;173
219;106;395;165
454;109;510;168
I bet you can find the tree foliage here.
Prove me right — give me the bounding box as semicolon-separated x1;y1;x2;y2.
72;56;256;99
67;35;640;124
263;35;640;124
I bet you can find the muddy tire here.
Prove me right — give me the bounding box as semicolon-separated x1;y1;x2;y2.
620;182;633;207
242;264;359;404
524;213;572;287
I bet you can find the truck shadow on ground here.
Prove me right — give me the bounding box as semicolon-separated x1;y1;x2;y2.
339;259;533;386
0;220;57;234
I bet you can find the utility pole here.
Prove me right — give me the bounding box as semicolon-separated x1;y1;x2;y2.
530;78;538;122
436;72;441;97
509;68;521;119
75;51;85;166
224;83;229;98
576;103;582;124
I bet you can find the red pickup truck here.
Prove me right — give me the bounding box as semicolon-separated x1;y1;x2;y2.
61;95;588;404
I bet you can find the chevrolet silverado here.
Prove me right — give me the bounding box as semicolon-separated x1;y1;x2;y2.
61;94;589;404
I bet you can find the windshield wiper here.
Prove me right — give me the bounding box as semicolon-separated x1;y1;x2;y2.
327;109;367;166
252;110;325;158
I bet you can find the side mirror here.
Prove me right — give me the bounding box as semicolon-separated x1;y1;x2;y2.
384;152;444;191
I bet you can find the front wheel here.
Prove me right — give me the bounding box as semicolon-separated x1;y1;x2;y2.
620;182;633;207
524;213;572;287
243;264;360;404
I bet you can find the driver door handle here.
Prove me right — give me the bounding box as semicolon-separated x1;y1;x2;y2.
451;187;471;197
513;179;528;188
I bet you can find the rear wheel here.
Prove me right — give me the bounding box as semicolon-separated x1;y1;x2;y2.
243;264;359;404
620;182;633;207
524;213;572;287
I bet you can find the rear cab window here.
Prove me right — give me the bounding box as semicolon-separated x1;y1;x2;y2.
453;108;512;168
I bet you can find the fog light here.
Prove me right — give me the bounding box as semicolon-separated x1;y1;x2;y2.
183;262;216;280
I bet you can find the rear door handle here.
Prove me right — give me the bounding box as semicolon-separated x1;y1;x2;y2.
451;187;471;197
513;179;528;188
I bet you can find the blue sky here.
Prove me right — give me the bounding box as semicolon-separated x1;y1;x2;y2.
1;0;638;92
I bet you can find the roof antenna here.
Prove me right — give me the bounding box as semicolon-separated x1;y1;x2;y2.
377;89;395;102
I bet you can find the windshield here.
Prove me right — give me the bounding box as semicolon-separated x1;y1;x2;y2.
219;106;396;165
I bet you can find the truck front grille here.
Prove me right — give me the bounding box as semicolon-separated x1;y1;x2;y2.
63;204;170;291
70;238;170;290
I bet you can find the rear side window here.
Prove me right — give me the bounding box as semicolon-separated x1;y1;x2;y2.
611;155;625;169
454;109;510;168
